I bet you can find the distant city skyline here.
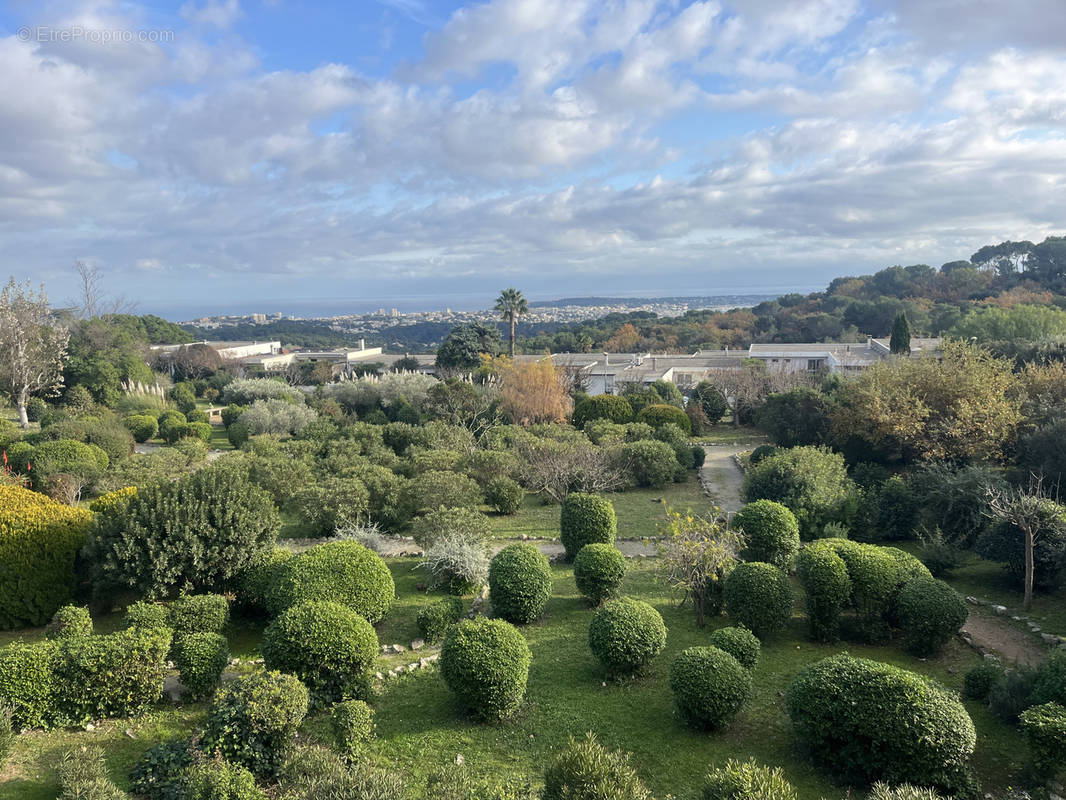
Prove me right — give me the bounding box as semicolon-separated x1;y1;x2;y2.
2;1;1064;309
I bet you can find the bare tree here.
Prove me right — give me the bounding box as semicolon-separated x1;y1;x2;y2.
516;439;628;503
0;278;70;427
984;475;1060;610
711;361;810;426
72;260;132;318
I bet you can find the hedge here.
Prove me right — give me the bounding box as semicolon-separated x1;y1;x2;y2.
732;500;800;571
723;562;793;638
45;605;93;641
621;440;680;489
560;493;617;561
0;485;93;629
0;640;57;729
235;548;293;616
573;543;627;605
786;654;976;790
670;646;752;731
588;597;667;676
266;540;395;623
742;446;853;539
485;476;524;515
168;594;230;635
440;618;531;721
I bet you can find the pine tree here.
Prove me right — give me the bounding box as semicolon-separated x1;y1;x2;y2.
889;312;911;355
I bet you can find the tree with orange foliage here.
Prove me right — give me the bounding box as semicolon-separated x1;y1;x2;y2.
604;323;639;352
500;356;573;426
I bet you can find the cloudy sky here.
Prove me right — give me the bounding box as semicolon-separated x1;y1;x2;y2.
1;0;1064;317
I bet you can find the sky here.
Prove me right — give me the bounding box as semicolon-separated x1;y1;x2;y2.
1;0;1064;318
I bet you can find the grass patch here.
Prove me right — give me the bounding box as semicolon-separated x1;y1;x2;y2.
945;552;1066;635
696;423;768;445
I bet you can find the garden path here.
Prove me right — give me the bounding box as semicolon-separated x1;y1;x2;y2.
699;444;749;514
961;607;1049;667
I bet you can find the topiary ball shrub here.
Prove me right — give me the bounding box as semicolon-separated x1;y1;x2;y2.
702;758;798;800
485;476;525;515
439;617;531;721
129;738;193;800
169;594;229;635
588;598;667;677
261;600;378;705
560;493;617;561
670;646;752;731
266;540;395;622
45;605;93;641
488;544;553;624
621;439;679;489
896;576;968;656
637;403;691;435
723;562;793;638
124;414;159;443
125;600;172;631
786;654;976;791
708;627;760;671
963;660;1004;701
795;542;851;642
733;500;800;571
202;670;309;778
235;548;293;616
331;699;375;757
417;596;466;644
542;732;652;800
573;543;627;606
572;395;636;428
1019;701;1066;778
173;632;229;700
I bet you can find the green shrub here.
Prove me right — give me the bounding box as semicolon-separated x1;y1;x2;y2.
637;403;691;434
417;596;466;644
963;660;1005;701
292;476;370;536
1019;701;1066;777
0;485;93;629
795;542;850;642
331;699;374;756
542;732;651;800
0;640;56;728
46;605;93;641
859;475;918;542
702;758;798;800
125;600;171;631
828;539;900;622
709;627;760;670
989;666;1038;723
560;493;617;561
52;627;171;724
867;784;948;800
588;597;667;677
573;543;627;605
1031;651;1066;707
57;744;130;800
186;409;210;424
129;739;193;800
169;594;229;635
125;414;159;443
486;476;524;515
691;381;729;425
261;600;377;705
159;411;189;444
572;395;635;428
621;439;679;489
733;500;800;571
411;506;492;548
786;654;976;790
25;396;47;423
85;463;280;600
440;618;531;721
748;445;777;465
278;745;406;800
406;470;483;513
202;670;309;778
0;706;12;770
266;540;394;623
421;534;491;594
670;646;752;731
488;544;553;624
742;447;853;539
235;548;293;616
185;755;265;800
186;422;213;443
723;562;792;638
227;421;251;448
28;438;109;490
173;632;229;699
896;576;968;656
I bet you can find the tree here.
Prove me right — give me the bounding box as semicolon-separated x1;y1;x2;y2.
499;357;573;425
494;288;529;358
889;312;911;355
435;323;503;372
0;279;69;427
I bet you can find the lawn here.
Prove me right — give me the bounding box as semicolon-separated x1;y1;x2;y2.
695;423;768;446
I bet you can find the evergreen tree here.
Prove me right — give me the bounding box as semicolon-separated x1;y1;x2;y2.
889;312;911;355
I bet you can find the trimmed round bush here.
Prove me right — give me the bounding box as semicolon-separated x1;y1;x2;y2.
1020;701;1066;777
637;403;691;434
709;627;760;670
733;500;800;571
896;576;968;656
488;544;553;624
485;476;524;515
169;594;229;635
588;597;667;676
796;542;851;642
542;732;651;800
572;395;635;428
202;670;309;778
829;539;900;621
670;646;752;731
266;541;395;622
235;548;293;616
124;414;159;443
560;493;617;561
742;446;853;539
963;660;1005;701
703;758;798;800
417;596;466;644
786;654;976;790
573;543;627;605
125;600;171;631
621;439;679;489
261;600;378;704
45;605;93;641
439;617;531;721
173;632;229;699
723;562;793;638
331;699;374;756
406;470;483;513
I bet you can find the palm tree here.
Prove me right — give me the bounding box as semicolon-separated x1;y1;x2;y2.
494;288;528;358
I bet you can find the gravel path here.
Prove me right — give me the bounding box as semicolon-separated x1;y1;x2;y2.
699;444;749;514
962;607;1049;667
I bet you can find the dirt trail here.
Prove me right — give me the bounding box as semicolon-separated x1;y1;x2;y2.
962;607;1048;667
699;444;749;514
